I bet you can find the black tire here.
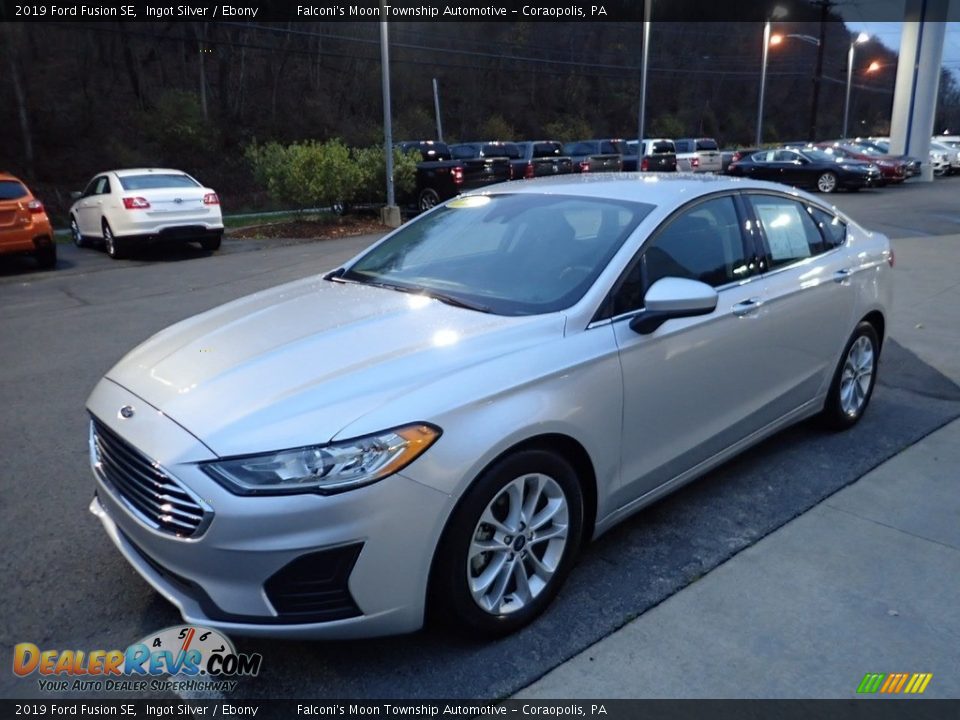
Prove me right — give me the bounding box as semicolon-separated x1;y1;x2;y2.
35;243;57;269
200;233;222;252
70;216;87;248
418;188;440;213
430;449;584;637
102;221;124;259
820;321;880;431
816;171;838;194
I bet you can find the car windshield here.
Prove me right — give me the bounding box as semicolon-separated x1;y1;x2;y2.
119;174;200;190
652;141;675;154
342;193;653;316
532;142;563;158
850;144;882;155
0;180;28;200
696;139;718;151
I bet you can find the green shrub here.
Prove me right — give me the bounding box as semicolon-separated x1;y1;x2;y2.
245;139;418;210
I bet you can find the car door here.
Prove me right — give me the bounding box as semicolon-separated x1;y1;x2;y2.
604;193;771;505
743;151;777;181
743;192;857;417
76;176;109;236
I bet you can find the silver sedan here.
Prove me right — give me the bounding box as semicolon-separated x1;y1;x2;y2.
86;174;892;639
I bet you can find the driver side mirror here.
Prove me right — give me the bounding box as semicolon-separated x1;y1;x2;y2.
70;191;82;200
630;277;719;335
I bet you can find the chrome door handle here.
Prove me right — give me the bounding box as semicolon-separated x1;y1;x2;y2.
834;269;852;283
732;298;763;317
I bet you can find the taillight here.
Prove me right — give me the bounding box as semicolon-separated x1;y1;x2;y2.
508;164;514;180
524;162;535;179
579;160;591;172
122;197;150;209
203;193;220;205
640;157;650;172
691;157;700;169
732;151;743;162
887;249;895;268
452;166;464;186
26;199;44;214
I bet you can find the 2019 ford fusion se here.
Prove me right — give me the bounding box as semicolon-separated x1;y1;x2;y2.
87;174;892;639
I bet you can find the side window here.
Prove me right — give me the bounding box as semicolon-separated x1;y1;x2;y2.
808;206;847;248
774;150;798;162
607;196;751;317
92;177;107;195
98;177;112;195
81;179;98;198
749;195;828;268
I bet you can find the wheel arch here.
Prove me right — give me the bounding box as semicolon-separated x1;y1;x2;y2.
861;309;885;350
424;431;598;619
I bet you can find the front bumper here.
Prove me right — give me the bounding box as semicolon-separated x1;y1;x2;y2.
87;378;452;639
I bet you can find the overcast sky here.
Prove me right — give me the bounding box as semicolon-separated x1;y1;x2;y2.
843;20;960;82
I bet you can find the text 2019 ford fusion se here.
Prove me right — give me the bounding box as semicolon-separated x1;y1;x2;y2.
87;174;892;639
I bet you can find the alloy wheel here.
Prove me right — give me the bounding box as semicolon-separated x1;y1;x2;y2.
839;335;875;416
817;172;837;193
467;473;569;616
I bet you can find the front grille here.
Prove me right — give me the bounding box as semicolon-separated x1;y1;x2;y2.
91;418;211;538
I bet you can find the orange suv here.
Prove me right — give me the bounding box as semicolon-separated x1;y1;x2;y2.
0;172;56;269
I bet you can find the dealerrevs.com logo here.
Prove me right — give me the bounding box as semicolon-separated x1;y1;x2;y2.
13;625;262;693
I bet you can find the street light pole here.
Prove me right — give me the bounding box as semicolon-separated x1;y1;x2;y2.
843;33;869;140
637;0;652;150
756;20;771;147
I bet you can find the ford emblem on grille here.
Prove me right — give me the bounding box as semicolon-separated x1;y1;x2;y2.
119;405;135;419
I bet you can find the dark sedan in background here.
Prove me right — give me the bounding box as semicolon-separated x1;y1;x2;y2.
562;140;624;173
727;148;881;193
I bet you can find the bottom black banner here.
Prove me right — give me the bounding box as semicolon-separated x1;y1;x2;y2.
2;700;957;720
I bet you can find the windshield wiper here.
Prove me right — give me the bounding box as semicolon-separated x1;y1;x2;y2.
330;272;492;313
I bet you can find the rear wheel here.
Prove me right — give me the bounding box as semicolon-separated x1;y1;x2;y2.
431;449;584;637
418;188;440;213
103;221;124;259
35;243;57;269
200;233;222;252
820;321;880;430
816;171;838;193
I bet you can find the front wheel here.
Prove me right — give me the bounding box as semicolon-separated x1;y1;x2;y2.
431;449;584;637
816;171;838;193
70;216;87;248
417;188;440;213
820;321;880;430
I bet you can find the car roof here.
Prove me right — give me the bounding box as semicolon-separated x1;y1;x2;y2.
465;172;795;205
107;168;191;177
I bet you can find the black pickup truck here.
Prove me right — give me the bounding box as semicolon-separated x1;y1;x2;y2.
397;141;512;212
562;139;625;173
513;141;575;179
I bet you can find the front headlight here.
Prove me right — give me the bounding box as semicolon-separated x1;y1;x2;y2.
200;424;441;496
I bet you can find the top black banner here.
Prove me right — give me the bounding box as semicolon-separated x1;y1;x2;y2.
2;0;958;23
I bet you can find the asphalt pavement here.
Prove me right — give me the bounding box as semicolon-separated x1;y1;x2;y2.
1;177;959;701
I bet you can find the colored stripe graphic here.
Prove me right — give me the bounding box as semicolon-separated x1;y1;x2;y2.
857;672;932;694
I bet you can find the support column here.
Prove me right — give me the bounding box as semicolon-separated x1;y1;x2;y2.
888;0;948;181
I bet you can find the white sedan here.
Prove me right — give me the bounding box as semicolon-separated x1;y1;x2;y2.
86;174;892;639
69;168;223;258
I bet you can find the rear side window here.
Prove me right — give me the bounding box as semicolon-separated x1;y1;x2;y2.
0;180;28;200
652;141;674;154
533;142;563;158
451;145;477;159
482;143;520;159
808;206;847;248
749;195;828;268
119;174;199;190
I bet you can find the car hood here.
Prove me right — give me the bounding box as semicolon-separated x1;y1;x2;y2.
104;276;562;457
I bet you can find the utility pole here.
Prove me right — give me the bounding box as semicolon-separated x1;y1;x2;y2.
808;0;832;141
432;78;444;143
379;5;400;227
